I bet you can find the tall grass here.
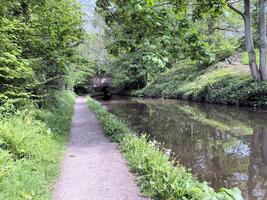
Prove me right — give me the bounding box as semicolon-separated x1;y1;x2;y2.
0;91;75;200
86;96;243;200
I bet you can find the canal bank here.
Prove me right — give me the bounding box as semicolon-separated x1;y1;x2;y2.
88;96;242;200
97;96;267;200
132;62;267;108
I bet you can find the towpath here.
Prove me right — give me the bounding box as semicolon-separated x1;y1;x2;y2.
53;97;145;200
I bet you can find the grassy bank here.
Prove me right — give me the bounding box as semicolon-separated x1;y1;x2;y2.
86;96;242;200
0;91;75;200
133;61;267;107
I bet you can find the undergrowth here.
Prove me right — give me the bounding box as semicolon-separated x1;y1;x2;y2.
0;91;75;200
86;96;243;200
133;61;267;107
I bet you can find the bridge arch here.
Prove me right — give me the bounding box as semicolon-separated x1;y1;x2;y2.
92;75;112;99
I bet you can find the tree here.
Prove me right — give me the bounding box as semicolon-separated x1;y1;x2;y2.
96;0;184;88
148;0;267;81
227;0;266;81
0;0;88;111
96;0;235;89
258;0;267;80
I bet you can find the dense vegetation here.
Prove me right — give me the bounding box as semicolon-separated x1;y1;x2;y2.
1;0;267;199
134;60;267;107
95;0;267;107
0;91;75;199
86;97;243;200
0;0;89;199
0;0;90;112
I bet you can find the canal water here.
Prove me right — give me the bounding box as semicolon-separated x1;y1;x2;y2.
97;96;267;200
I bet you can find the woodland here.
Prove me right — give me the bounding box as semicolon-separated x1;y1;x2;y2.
0;0;267;199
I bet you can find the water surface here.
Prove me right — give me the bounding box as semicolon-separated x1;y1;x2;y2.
98;96;267;200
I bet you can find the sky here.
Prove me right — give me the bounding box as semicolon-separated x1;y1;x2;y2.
78;0;98;33
78;0;106;63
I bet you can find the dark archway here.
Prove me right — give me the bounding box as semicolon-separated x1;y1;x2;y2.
92;75;113;99
101;86;112;100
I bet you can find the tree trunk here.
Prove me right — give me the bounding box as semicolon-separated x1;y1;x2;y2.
259;0;267;80
244;0;261;80
207;16;215;45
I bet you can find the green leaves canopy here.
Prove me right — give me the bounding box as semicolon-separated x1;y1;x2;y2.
0;0;87;111
96;0;239;89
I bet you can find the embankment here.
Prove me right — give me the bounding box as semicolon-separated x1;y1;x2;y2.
133;61;267;107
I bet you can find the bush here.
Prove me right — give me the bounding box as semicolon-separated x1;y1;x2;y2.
0;91;75;199
86;97;243;200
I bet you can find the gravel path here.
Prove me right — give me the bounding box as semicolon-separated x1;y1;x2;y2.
53;97;145;200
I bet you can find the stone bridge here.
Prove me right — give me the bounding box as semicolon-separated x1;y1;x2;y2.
92;75;112;99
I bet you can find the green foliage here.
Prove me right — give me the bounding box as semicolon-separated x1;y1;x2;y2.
86;96;243;200
0;0;89;112
176;68;233;100
95;0;242;90
0;91;75;199
0;17;35;112
206;75;267;107
134;61;267;107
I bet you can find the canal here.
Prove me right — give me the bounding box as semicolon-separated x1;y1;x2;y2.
97;96;267;200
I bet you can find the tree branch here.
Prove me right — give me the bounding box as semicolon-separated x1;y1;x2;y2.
226;1;244;19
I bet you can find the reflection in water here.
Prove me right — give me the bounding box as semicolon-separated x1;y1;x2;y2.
97;97;267;200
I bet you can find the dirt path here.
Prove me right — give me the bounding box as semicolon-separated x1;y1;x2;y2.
53;97;145;200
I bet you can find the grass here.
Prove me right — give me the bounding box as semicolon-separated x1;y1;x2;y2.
0;91;75;200
133;61;267;107
86;96;243;200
